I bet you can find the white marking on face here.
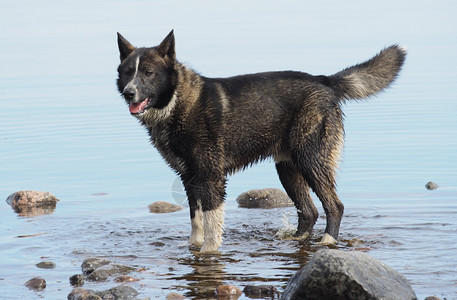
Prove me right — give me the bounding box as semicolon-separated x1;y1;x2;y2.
124;55;141;102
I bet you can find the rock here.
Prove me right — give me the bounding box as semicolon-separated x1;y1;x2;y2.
216;285;242;297
166;293;186;300
69;274;85;286
95;285;139;299
36;261;56;269
87;264;136;281
424;297;442;300
68;288;101;300
148;201;183;213
6;190;58;216
425;181;439;190
281;249;417;300
236;188;294;208
114;275;140;283
24;277;46;290
81;258;111;275
243;285;279;298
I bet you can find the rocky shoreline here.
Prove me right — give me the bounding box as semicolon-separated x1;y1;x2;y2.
7;188;446;299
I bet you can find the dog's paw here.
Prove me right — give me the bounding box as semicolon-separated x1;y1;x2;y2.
317;233;338;245
199;242;220;253
189;235;204;247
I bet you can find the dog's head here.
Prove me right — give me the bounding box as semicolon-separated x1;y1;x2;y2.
116;30;178;118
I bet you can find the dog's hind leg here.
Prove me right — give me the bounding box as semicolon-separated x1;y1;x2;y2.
275;161;318;238
291;116;344;245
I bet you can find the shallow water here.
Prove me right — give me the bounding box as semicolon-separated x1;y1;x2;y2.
1;1;457;299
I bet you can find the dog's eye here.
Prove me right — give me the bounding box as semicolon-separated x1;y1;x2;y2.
145;71;154;77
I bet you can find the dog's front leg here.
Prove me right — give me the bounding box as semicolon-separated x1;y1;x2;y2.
183;180;204;247
196;178;226;253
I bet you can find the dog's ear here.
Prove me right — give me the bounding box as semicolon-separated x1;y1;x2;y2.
117;32;135;61
157;30;175;61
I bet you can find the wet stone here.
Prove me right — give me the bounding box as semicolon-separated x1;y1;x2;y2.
243;285;279;298
25;277;46;290
114;275;140;283
425;181;439;190
148;201;183;213
87;264;136;281
216;285;242;298
81;258;111;275
6;190;58;217
70;274;85;286
68;288;101;300
166;292;186;300
281;249;417;300
236;188;294;209
95;285;139;299
36;261;56;269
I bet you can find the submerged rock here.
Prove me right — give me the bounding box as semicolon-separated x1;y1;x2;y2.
25;277;46;291
6;190;58;217
96;285;139;299
166;293;186;300
243;285;279;298
81;257;135;282
281;249;417;300
216;285;242;298
148;201;183;213
236;188;294;209
36;261;56;269
69;274;85;287
68;288;101;300
425;181;439;190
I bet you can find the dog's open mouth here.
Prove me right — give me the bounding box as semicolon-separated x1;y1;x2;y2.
129;98;150;115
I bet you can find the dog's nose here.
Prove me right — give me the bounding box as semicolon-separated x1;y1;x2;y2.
122;88;135;101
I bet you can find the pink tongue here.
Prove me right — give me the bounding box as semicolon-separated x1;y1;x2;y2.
129;99;149;114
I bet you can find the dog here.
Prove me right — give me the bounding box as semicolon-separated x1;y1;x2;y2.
116;30;406;253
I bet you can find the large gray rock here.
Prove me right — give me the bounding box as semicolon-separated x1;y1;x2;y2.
281;249;417;300
81;258;136;281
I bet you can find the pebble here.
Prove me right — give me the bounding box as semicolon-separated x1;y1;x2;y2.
166;292;186;300
236;188;294;209
69;274;85;286
25;277;46;290
36;261;56;269
216;285;242;297
425;181;439;190
243;285;279;298
114;275;140;283
148;201;183;213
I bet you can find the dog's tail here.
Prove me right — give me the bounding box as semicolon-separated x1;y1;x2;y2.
329;45;406;102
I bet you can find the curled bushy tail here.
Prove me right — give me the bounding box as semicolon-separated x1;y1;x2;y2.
330;45;407;101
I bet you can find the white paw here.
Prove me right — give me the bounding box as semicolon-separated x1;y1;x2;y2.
318;233;338;245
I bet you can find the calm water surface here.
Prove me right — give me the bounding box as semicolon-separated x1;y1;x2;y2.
1;1;456;299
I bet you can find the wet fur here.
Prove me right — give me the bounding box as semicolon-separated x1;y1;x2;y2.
116;30;406;252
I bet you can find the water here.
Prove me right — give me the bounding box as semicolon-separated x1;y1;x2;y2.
1;0;456;299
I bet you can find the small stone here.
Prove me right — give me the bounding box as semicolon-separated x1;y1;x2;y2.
148;201;183;213
68;288;101;300
25;277;46;290
236;188;294;209
166;292;186;300
81;258;111;275
347;238;362;247
36;261;56;269
95;285;139;299
86;264;136;281
6;190;58;216
425;297;442;300
425;181;439;190
69;274;85;286
216;285;242;297
243;285;279;297
114;275;140;283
